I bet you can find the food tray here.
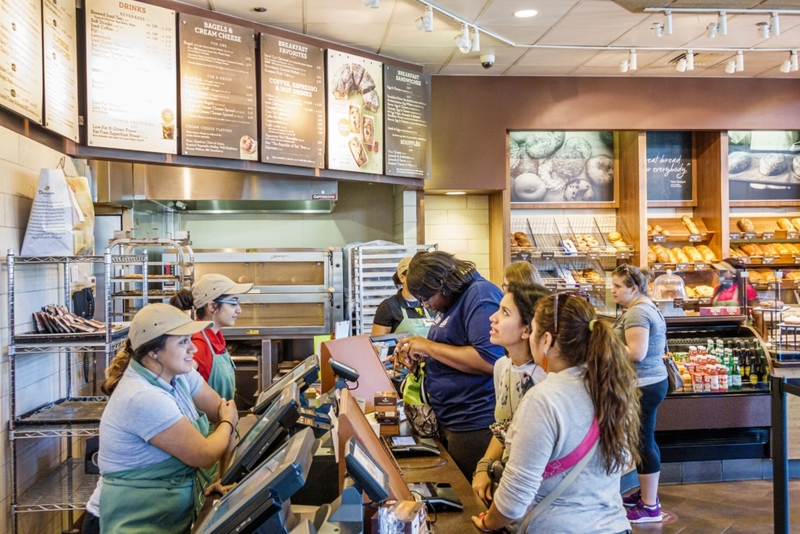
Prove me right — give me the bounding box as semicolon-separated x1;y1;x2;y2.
15;323;129;342
16;397;107;425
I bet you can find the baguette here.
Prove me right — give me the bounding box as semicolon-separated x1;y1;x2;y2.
672;248;690;263
775;243;792;255
791;218;800;231
682;246;703;262
656;248;670;263
778;218;795;231
667;248;680;263
682;216;700;234
787;243;800;255
741;244;759;256
695;245;717;262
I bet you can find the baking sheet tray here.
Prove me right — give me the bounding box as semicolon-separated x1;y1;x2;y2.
15;323;129;343
729;152;800;185
17;398;107;425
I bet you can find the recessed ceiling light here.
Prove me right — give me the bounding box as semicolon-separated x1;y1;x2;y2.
253;7;266;12
445;191;467;195
513;9;538;18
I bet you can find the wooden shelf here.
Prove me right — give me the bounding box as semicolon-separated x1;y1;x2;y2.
729;217;800;241
647;217;714;244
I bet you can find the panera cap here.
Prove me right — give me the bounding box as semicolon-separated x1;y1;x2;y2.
129;303;211;350
192;273;253;308
397;257;412;277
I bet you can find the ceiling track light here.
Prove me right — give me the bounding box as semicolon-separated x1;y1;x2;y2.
363;0;379;8
792;51;799;72
771;12;780;36
757;22;770;39
629;49;637;70
676;58;687;72
415;5;433;32
619;60;629;73
651;22;663;38
472;26;480;53
736;50;744;72
663;10;673;35
686;49;694;71
781;59;792;73
454;23;471;54
725;59;736;74
706;22;717;39
718;12;727;35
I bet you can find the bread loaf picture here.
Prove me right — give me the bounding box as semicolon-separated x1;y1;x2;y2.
759;154;789;176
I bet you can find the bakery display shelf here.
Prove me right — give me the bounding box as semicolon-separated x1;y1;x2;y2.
13;338;126;354
12;423;100;439
648;262;714;273
733;256;800;266
112;291;177;298
110;277;179;283
729;216;800;240
13;254;146;264
15;397;107;425
15;458;99;513
14;324;129;344
647;217;714;243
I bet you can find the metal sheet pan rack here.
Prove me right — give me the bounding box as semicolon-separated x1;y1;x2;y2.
6;249;145;533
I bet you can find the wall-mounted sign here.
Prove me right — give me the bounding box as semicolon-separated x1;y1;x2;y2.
260;33;324;168
729;131;800;203
0;0;43;123
384;65;431;179
85;0;177;153
326;51;383;174
43;0;79;141
178;14;257;160
646;131;693;205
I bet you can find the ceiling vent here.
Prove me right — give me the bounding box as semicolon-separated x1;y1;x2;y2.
667;51;725;67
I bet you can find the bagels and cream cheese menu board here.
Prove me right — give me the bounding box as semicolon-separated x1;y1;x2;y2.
43;0;80;141
384;65;431;179
0;0;43;123
326;51;383;174
260;33;325;168
85;0;177;153
178;14;257;160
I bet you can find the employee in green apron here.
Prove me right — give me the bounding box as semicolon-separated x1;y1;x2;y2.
371;257;434;337
82;303;239;534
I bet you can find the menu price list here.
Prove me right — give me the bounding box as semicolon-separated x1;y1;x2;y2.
86;0;177;153
0;0;43;123
384;65;431;179
179;14;257;160
43;0;79;141
260;34;324;168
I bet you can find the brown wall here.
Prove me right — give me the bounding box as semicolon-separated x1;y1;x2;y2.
429;76;800;191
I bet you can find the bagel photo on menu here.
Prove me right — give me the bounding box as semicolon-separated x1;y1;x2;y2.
509;131;615;204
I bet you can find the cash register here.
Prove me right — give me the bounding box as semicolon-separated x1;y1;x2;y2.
253;355;320;415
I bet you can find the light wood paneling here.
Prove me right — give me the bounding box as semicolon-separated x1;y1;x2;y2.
695;131;729;261
617;131;647;268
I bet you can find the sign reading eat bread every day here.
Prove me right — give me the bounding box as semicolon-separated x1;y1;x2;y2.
326;51;383;174
646;131;693;203
43;0;80;141
85;0;177;154
0;0;43;124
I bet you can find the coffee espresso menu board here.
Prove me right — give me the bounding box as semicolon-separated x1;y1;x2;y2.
85;0;177;154
260;34;324;168
178;14;257;160
43;0;80;141
0;0;43;123
384;65;431;179
326;51;383;174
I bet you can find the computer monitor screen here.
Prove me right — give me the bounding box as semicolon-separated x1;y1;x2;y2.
253;355;319;415
222;382;301;486
345;437;389;502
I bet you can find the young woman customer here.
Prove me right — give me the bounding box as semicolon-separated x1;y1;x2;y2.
501;261;543;289
371;256;433;337
82;303;238;534
397;251;504;479
611;264;669;524
472;294;641;534
471;281;550;506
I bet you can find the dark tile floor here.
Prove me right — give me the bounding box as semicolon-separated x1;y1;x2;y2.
629;480;800;533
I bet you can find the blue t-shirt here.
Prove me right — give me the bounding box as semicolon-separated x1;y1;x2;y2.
425;275;504;431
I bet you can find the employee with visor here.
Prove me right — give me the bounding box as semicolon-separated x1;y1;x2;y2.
371;256;434;337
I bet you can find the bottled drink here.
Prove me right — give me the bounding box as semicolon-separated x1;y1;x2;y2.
731;361;742;390
719;365;729;391
749;350;759;385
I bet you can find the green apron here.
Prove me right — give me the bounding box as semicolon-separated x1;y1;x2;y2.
394;306;434;337
198;329;235;484
99;360;210;534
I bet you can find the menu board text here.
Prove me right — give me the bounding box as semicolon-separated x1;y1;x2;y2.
384;65;431;179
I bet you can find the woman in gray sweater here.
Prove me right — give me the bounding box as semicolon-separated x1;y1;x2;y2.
472;294;640;534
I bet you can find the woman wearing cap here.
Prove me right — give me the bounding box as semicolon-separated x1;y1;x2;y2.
82;304;238;534
371;257;434;337
171;273;253;401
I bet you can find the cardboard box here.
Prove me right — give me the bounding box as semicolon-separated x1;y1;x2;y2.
370;500;427;534
699;307;741;316
375;390;399;424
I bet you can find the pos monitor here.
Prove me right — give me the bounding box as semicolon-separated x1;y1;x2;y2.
194;427;316;534
253;355;319;415
344;437;390;502
222;382;301;486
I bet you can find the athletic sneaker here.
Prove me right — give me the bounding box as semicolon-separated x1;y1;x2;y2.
621;490;641;508
626;498;663;524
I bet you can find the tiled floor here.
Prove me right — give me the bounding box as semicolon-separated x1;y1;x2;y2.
629;480;800;533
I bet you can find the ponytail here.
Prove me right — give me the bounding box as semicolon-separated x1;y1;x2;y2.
102;335;170;396
170;289;201;319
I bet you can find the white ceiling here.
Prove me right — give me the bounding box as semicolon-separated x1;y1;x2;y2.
177;0;800;77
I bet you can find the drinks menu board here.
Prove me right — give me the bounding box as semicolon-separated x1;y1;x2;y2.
260;33;324;168
85;0;177;153
326;51;383;174
0;0;43;123
384;65;431;179
178;14;257;160
43;0;79;141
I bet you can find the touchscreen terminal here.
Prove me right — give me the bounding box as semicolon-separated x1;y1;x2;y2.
253;355;319;415
406;482;434;499
391;436;416;447
344;437;389;502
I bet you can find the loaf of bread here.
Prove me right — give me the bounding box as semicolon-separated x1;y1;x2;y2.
776;243;791;255
741;244;760;256
682;246;703;262
787;243;800;255
748;271;763;283
738;218;755;232
792;218;800;231
513;232;532;247
681;216;699;234
694;285;714;298
759;154;788;176
652;224;663;234
672;248;690;263
695;245;717;262
666;248;679;263
762;243;779;256
647;248;657;263
778;218;795;231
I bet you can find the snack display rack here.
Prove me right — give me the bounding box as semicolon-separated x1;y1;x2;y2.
647;217;718;273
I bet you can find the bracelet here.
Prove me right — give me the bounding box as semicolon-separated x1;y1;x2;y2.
218;420;235;434
473;458;492;477
478;512;494;532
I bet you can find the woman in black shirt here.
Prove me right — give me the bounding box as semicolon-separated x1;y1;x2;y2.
372;256;432;336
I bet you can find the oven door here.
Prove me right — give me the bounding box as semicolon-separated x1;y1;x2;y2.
222;293;333;336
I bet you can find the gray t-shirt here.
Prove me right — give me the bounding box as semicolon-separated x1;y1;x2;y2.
613;302;668;387
493;366;631;534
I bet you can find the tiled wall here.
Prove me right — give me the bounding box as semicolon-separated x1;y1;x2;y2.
394;188;418;246
425;195;490;277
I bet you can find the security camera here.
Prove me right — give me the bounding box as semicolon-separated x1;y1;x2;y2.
480;54;495;69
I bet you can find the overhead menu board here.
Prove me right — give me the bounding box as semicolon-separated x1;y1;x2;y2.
85;0;177;153
260;33;325;168
178;14;257;160
0;0;43;123
326;51;383;174
384;65;431;179
43;0;79;141
646;131;693;204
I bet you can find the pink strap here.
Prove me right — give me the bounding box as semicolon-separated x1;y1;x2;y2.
542;418;599;479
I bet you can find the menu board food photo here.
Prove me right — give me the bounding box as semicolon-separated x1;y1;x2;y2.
85;0;177;153
728;130;800;202
43;0;79;141
326;51;383;174
510;131;616;207
0;0;43;124
260;33;325;168
179;14;257;160
384;65;431;179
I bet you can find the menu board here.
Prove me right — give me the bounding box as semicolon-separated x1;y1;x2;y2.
85;0;177;153
0;0;43;123
260;33;324;168
326;51;383;174
178;14;257;160
43;0;79;141
646;131;693;203
384;65;431;179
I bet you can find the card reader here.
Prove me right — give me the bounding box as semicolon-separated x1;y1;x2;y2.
383;435;440;456
406;482;463;512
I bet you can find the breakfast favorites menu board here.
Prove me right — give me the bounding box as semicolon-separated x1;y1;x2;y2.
0;0;43;123
260;33;325;168
85;0;177;153
326;51;383;174
43;0;79;141
384;65;431;179
178;14;257;160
